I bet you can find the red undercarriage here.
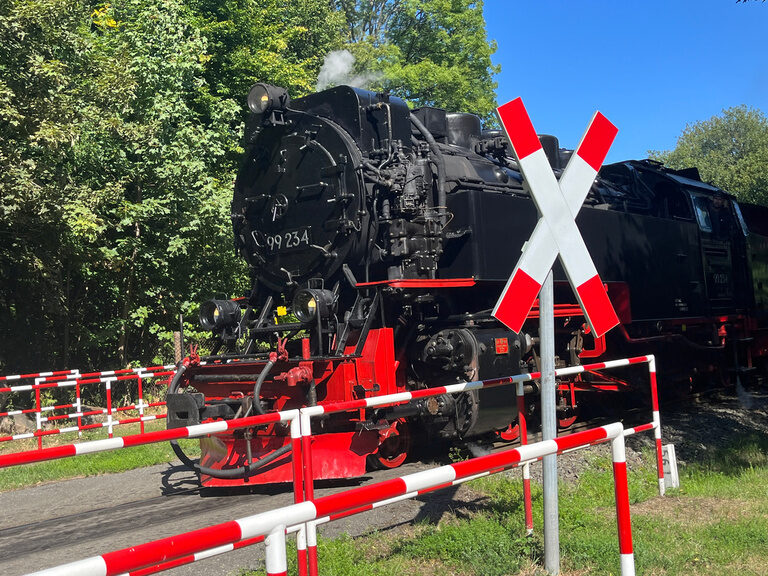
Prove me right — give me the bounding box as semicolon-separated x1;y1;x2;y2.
189;328;406;486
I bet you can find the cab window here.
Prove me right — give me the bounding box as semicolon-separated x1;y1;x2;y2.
692;195;712;232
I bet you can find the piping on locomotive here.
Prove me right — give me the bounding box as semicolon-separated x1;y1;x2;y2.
166;83;768;486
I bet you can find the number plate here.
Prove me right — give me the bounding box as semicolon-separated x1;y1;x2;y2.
257;227;312;253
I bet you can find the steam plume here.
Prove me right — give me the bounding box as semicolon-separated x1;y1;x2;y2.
316;50;381;91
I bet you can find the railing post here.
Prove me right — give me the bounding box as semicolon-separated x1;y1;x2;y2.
105;377;115;438
648;355;665;496
516;381;533;535
34;378;42;450
307;519;320;576
300;411;319;576
265;525;287;576
610;431;635;576
75;376;83;438
137;373;145;434
291;414;308;576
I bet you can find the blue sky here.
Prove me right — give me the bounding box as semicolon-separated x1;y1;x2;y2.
483;1;768;163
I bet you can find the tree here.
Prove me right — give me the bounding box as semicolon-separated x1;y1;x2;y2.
336;0;403;44
334;0;500;121
0;0;246;371
0;0;501;373
0;0;350;373
81;0;248;366
650;106;768;205
189;0;343;102
0;0;103;371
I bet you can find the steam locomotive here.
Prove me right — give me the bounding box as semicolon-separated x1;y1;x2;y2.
166;83;768;486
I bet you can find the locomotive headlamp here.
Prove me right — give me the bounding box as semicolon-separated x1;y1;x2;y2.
292;289;335;323
199;299;242;332
247;83;290;115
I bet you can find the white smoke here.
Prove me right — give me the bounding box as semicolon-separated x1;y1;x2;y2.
316;50;381;91
466;442;491;459
735;379;754;409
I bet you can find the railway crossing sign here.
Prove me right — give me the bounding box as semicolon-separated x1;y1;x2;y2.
492;98;620;338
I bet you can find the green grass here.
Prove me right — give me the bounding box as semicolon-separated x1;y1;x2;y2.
0;421;199;491
394;515;541;576
241;434;768;576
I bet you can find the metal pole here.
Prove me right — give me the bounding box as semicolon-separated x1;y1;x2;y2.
179;313;185;357
540;270;560;574
516;381;533;535
648;356;666;496
610;434;636;576
265;525;288;576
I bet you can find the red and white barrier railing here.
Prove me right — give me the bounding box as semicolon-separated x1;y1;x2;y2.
8;355;661;576
0;365;175;449
0;369;80;383
0;365;174;392
517;380;534;534
0;410;292;468
26;422;636;576
294;354;663;574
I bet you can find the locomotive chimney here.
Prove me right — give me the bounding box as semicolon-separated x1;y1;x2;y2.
538;134;561;170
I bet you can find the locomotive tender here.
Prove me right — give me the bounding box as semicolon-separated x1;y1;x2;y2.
166;83;768;486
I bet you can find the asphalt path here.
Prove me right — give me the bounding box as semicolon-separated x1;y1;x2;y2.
0;456;485;576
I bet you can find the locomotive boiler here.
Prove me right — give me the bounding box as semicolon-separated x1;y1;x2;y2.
166;83;768;486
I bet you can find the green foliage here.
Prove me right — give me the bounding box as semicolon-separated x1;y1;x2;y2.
0;0;338;372
0;0;95;370
336;0;500;120
336;0;403;44
395;515;540;575
650;105;768;206
0;0;500;374
189;0;344;102
0;0;246;370
81;0;249;365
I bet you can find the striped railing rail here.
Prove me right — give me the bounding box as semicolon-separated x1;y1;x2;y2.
0;365;175;449
25;422;637;576
294;354;663;575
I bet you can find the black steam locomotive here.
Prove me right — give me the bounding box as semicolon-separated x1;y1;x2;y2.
166;83;768;486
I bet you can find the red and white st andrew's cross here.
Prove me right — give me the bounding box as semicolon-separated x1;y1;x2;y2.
492;98;620;338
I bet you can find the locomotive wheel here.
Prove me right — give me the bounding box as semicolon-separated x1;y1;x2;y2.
371;418;411;469
498;423;520;442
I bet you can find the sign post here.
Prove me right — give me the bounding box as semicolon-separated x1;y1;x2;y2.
539;271;558;572
492;98;619;574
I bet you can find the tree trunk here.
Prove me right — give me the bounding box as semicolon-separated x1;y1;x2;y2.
118;184;142;367
63;259;70;368
117;223;140;367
